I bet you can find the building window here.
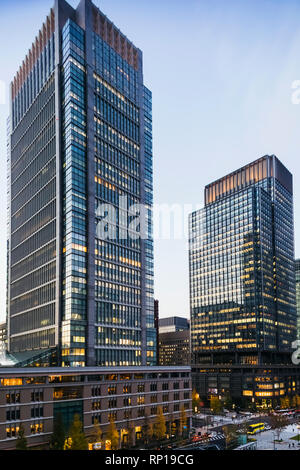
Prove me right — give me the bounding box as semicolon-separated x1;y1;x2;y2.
108;385;117;395
31;390;44;402
123;384;131;394
6;392;20;404
137;395;145;405
108;411;117;421
31;406;44;418
108;398;117;409
6;408;20;421
30;422;44;435
92;386;101;397
137;384;145;393
92;401;101;411
92;414;101;424
124;409;132;419
6;424;20;438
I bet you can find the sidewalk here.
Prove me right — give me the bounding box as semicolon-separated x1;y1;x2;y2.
256;425;300;450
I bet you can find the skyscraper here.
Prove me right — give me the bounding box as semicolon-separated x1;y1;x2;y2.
7;0;156;368
189;156;298;407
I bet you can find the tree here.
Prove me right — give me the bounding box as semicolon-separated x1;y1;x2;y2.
223;424;238;450
106;418;119;450
192;389;201;413
89;418;103;450
179;405;188;438
210;396;223;415
290;396;297;408
125;420;135;449
280;397;290;410
50;413;65;450
16;424;27;450
67;414;88;450
269;413;289;441
154;407;166;441
142;413;154;447
223;392;233;410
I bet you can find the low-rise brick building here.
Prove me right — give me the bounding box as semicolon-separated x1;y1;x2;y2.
0;366;192;449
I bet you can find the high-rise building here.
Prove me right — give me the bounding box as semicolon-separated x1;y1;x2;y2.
189;156;298;408
7;0;156;368
159;317;190;334
295;259;300;339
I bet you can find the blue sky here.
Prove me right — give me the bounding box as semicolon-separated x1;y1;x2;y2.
1;0;300;322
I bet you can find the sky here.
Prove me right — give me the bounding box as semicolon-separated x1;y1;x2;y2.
1;0;300;323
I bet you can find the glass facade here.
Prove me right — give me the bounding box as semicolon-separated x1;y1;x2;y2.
8;10;57;353
61;20;88;367
8;0;156;367
295;259;300;339
189;156;296;365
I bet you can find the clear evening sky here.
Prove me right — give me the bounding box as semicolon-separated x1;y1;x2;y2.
1;0;300;323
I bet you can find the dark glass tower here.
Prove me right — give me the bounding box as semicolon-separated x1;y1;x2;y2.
7;0;156;367
189;156;297;367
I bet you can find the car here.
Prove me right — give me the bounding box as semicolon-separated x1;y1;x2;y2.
264;425;271;431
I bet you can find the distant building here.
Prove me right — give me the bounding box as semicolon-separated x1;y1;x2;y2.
159;330;190;367
0;323;7;346
158;316;190;366
159;317;189;334
296;260;300;339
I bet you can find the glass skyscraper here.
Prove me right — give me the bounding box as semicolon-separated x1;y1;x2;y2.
7;0;156;368
295;259;300;339
189;156;297;367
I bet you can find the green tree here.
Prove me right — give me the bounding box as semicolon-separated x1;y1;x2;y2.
16;424;27;450
67;414;88;450
50;413;65;450
107;418;119;450
154;406;166;441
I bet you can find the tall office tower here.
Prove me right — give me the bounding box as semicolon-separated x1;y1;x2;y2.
189;156;298;406
295;260;300;339
7;0;156;368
